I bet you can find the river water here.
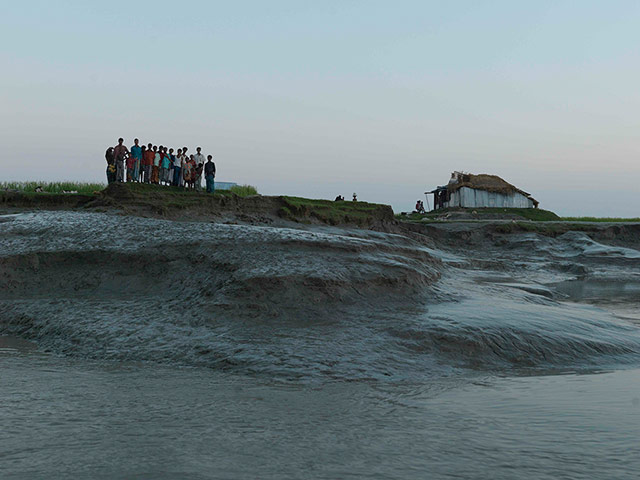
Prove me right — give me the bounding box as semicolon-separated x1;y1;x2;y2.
2;342;640;479
1;212;639;478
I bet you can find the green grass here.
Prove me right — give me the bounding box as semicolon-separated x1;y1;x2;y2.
0;181;259;198
559;216;640;222
476;208;560;221
120;182;257;198
229;184;258;196
1;181;105;194
281;196;390;225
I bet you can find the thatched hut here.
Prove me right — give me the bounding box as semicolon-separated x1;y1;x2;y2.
427;172;538;210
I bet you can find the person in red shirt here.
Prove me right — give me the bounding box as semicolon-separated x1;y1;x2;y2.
143;143;155;183
151;145;160;184
138;146;146;182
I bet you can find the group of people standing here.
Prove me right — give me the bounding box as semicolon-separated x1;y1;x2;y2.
105;138;217;193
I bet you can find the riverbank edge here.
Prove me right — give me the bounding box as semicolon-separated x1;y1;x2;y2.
0;183;396;228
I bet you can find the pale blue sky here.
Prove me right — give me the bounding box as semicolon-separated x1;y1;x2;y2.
2;1;639;215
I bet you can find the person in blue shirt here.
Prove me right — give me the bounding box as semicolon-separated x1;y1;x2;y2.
130;138;143;182
161;146;172;185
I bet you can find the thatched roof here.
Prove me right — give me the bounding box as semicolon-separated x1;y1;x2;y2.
448;172;538;206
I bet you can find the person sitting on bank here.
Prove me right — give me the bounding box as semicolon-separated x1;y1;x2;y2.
204;155;216;193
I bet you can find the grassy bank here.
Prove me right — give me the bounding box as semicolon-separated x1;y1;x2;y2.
1;182;392;227
0;182;262;216
399;207;640;223
1;181;258;198
120;182;258;198
229;184;258;196
280;197;394;225
1;181;105;194
473;208;560;221
99;185;393;226
559;216;640;222
399;207;561;222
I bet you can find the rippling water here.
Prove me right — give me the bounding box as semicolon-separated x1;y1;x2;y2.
2;343;640;479
1;212;640;478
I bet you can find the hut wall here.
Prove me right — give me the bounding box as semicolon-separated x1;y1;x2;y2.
444;187;534;208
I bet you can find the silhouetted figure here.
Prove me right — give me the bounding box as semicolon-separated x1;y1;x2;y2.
131;138;142;182
205;155;216;193
194;147;205;191
105;147;116;184
143;144;154;183
139;146;147;182
113;138;129;182
168;148;175;185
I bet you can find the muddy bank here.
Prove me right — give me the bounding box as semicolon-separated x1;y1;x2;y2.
414;221;640;251
1;183;396;229
0;190;95;209
1;210;640;380
0;212;442;378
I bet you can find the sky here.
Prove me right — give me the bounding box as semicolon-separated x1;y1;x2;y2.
2;0;639;216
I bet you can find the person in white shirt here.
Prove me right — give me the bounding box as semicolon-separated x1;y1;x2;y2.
193;147;206;191
152;145;162;184
173;148;183;186
193;146;206;164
